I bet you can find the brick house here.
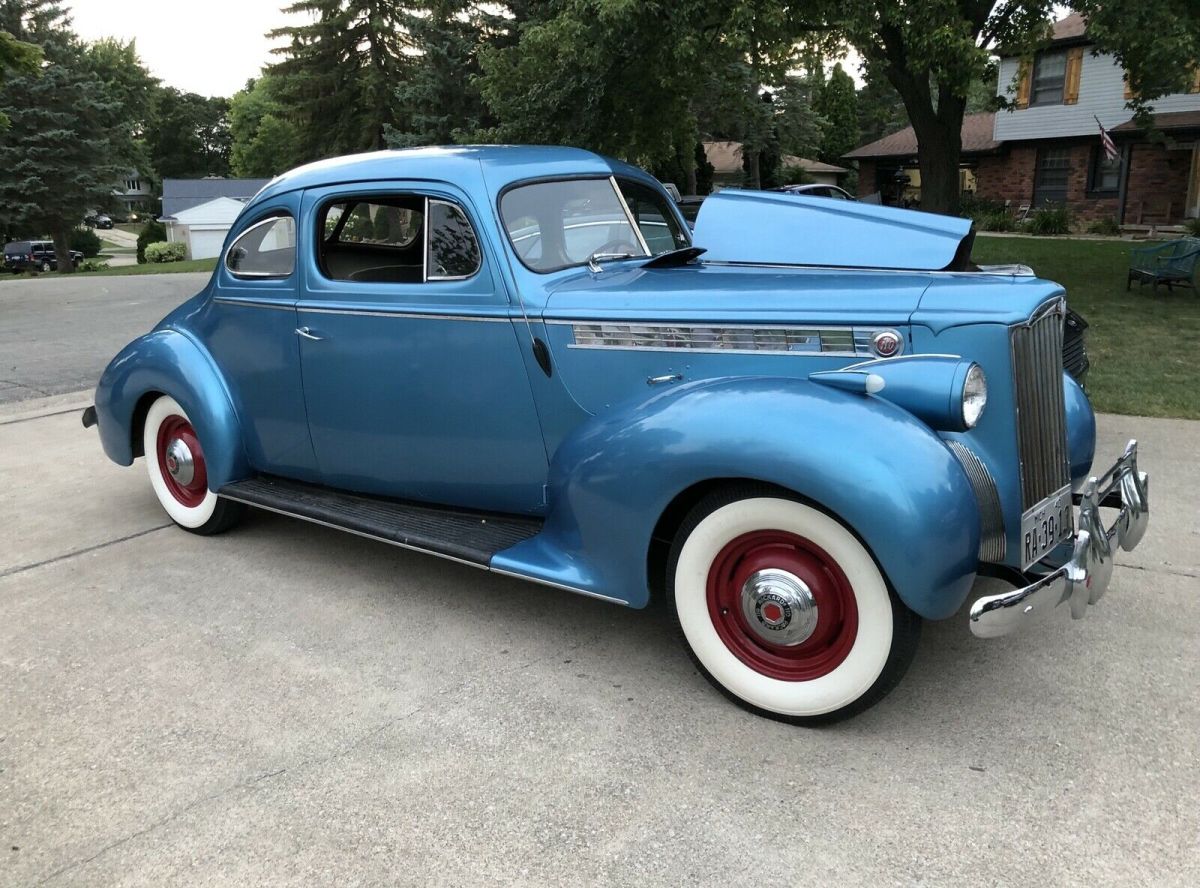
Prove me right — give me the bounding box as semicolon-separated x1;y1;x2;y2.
845;14;1200;226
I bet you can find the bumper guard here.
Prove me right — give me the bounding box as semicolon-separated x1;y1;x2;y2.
969;440;1149;638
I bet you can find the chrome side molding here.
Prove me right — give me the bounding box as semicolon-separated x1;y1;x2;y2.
969;440;1149;638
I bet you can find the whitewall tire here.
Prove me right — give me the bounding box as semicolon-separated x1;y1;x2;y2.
669;486;920;724
143;395;243;535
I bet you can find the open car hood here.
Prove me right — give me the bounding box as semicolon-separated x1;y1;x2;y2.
691;190;975;272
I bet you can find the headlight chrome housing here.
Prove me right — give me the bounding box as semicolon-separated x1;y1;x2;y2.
962;363;987;429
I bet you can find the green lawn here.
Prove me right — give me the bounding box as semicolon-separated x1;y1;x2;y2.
74;258;217;277
972;236;1199;420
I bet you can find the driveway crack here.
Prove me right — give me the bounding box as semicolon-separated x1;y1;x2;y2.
0;525;172;580
33;768;289;886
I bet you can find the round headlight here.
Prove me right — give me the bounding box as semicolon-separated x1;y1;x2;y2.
962;363;987;428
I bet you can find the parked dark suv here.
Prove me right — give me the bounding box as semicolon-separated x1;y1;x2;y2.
3;240;84;273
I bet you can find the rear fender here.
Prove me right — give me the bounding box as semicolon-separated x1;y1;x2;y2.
94;328;248;490
492;377;981;618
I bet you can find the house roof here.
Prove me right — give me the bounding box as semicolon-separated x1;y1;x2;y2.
160;196;250;225
996;13;1089;57
792;157;848;174
160;177;271;218
1049;12;1087;43
1112;110;1200;133
702;140;847;175
843;112;1001;160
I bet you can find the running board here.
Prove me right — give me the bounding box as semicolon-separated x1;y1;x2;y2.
218;476;543;567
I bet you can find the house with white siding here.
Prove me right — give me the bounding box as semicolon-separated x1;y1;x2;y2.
845;13;1200;226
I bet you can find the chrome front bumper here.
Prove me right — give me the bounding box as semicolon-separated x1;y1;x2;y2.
969;440;1149;638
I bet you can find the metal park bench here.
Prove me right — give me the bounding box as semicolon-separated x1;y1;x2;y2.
1127;237;1200;292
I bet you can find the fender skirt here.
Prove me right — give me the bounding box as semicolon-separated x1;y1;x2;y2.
94;328;248;491
492;377;981;618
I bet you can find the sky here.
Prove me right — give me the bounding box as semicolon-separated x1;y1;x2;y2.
67;0;296;98
65;0;869;99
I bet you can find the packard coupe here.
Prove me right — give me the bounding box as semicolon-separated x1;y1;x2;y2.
84;146;1150;723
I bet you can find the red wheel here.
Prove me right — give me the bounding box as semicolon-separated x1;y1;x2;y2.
670;486;920;724
706;530;859;682
143;395;243;534
155;414;208;508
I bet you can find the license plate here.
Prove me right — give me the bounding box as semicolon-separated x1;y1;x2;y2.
1021;486;1074;568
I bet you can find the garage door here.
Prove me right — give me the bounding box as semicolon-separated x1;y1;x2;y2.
188;229;228;260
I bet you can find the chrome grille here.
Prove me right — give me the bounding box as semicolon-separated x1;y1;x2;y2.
947;442;1006;563
1011;300;1071;509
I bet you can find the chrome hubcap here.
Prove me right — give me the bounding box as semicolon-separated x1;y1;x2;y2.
164;438;195;486
740;568;818;646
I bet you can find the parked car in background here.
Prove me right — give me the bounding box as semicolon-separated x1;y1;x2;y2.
3;240;84;273
85;213;114;229
85;146;1149;725
774;183;857;201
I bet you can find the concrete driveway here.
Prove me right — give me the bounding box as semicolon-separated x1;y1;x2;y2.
1;388;1197;886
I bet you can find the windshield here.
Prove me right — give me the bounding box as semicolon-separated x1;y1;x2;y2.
500;177;690;273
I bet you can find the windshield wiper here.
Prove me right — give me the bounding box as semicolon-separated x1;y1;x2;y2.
642;246;706;269
587;250;637;273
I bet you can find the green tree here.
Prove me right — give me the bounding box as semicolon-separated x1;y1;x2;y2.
828;1;1200;214
268;0;410;159
0;1;146;273
477;1;701;166
813;61;857;164
855;73;907;145
385;2;510;147
146;88;231;178
0;28;40;128
228;75;303;177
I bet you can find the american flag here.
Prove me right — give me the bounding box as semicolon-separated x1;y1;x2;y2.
1096;116;1120;163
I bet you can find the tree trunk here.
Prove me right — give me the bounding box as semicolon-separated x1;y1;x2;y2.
893;84;966;216
881;40;968;217
911;117;963;215
51;225;75;275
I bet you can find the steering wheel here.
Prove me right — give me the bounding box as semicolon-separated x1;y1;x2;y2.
593;239;642;257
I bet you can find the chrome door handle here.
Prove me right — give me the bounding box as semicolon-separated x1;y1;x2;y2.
295;326;324;341
646;373;683;386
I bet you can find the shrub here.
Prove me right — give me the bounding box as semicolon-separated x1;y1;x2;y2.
79;258;109;272
70;227;102;257
144;240;186;263
1086;217;1121;236
978;210;1015;232
1023;206;1073;236
137;219;167;263
1184;218;1200;237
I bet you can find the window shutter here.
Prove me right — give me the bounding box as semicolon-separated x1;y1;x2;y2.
1064;47;1084;104
1015;58;1032;109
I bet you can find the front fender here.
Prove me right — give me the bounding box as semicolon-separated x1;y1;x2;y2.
1064;371;1096;487
493;377;980;618
94;328;248;491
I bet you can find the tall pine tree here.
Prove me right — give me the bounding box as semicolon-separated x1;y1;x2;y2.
0;1;144;272
814;62;858;165
386;2;510;147
268;1;411;160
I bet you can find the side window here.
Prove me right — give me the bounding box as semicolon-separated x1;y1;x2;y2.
226;216;295;278
427;200;482;279
319;196;426;283
617;179;690;255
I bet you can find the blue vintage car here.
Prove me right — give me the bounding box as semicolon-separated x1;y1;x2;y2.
84;146;1149;724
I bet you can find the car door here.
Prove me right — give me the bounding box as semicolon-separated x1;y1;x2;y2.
195;196;319;481
296;182;548;515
